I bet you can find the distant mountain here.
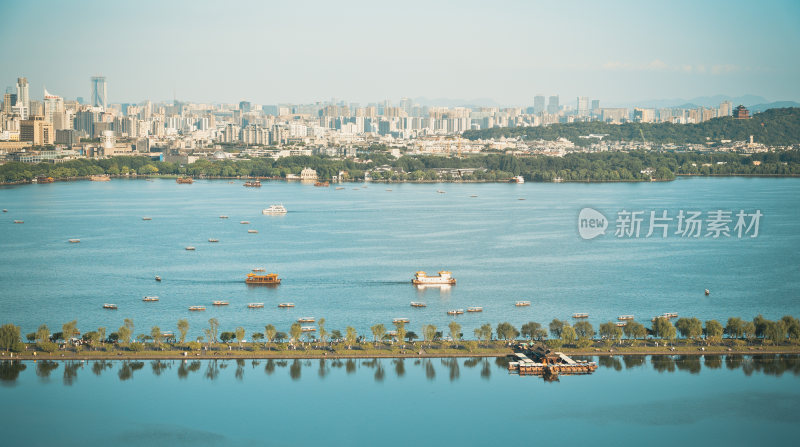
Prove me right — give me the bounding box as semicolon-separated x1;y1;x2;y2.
628;95;769;109
748;101;800;113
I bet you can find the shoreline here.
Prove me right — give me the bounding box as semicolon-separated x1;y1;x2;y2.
5;344;800;361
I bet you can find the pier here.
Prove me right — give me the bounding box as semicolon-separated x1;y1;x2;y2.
507;343;597;378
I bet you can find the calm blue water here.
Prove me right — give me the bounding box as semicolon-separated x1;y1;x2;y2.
0;355;798;446
1;177;799;339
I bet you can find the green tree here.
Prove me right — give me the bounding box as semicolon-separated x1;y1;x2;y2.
573;321;595;340
318;318;328;346
725;317;744;339
124;319;134;338
345;326;357;349
521;321;542;341
289;323;303;349
220;332;235;343
675;317;703;341
448;321;462;348
370;323;386;346
393;321;407;346
704;320;724;344
599;322;623;345
549;319;566;339
743;322;756;342
235;327;245;345
496;322;519;342
560;325;577;346
0;324;23;352
205;318;219;344
36;324;50;344
764;320;787;345
422;324;437;348
177;319;189;344
62;320;78;345
781;316;800;343
150;326;162;346
265;324;277;348
118;325;132;344
97;327;106;345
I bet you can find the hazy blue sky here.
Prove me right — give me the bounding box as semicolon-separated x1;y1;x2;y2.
2;0;799;106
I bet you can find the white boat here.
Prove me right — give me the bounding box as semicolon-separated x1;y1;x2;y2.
262;204;287;215
143;296;159;302
412;271;456;286
512;175;525;184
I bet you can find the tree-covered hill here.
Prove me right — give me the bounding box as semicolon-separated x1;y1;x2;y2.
463;108;800;146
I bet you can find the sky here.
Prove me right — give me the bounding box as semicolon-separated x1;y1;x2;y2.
1;0;799;106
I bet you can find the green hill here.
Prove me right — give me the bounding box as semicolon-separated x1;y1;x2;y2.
463;107;800;147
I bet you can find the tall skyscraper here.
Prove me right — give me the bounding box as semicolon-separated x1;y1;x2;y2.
576;96;589;116
591;99;600;112
91;76;107;109
533;95;545;114
3;91;17;115
16;77;30;119
547;95;560;114
43;88;64;124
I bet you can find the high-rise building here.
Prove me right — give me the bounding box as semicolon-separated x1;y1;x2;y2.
239;101;251;113
16;77;30;119
547;95;560;114
533;95;545;114
20;116;54;146
576;96;590;116
3;92;17;115
91;76;107;109
719;101;732;117
43;89;64;124
591;99;600;112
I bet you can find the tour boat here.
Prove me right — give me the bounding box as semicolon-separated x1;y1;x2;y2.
278;303;295;308
572;313;589;319
386;189;392;192
301;326;316;332
208;238;219;242
410;302;427;308
297;317;315;323
518;198;526;200
68;239;80;243
615;322;627;327
512;175;525;184
664;312;678;318
219;215;229;219
412;271;456;286
176;177;193;184
103;304;118;310
705;289;710;296
617;315;634;321
392;318;410;324
447;309;464;315
244;180;262;187
515;301;531;307
437;190;445;194
470;195;478;198
185;246;196;251
335;187;344;190
3;209;8;212
245;273;281;285
240;221;250;224
142;217;152;220
143;296;159;302
247;303;265;309
155;276;161;282
467;307;483;312
252;268;266;272
262;204;287;215
247;229;258;233
314;181;330;187
212;301;229;306
13;220;23;224
90;174;111;181
36;176;54;183
188;306;206;311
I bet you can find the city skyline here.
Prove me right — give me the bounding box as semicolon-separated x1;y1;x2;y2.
2;0;799;105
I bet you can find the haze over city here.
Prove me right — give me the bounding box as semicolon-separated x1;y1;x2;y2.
2;0;800;105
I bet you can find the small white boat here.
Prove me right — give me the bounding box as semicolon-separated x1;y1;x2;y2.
392;318;410;324
142;217;152;221
212;301;229;306
103;303;117;309
446;309;464;315
188;306;206;311
410;302;427;308
617;315;634;321
335;187;344;190
437;190;445;194
240;221;250;224
466;307;483;312
143;296;159;302
301;326;316;332
297;317;315;323
68;239;80;243
572;313;589;319
185;246;196;251
515;301;531;307
262;204;287;215
13;220;23;224
278;303;295;308
208;238;219;242
247;229;258;233
247;303;265;309
220;215;229;219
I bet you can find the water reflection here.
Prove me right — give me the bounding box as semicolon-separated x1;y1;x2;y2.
1;355;799;386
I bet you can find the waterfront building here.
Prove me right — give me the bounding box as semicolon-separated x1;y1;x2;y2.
20;116;54;146
91;76;107;109
300;167;318;180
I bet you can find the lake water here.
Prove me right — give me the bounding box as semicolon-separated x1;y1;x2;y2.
1;177;799;339
1;355;798;446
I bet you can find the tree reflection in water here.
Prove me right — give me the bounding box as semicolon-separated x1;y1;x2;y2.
462;357;480;368
36;360;59;381
91;360;112;377
597;356;622;371
151;360;171;376
0;360;26;385
63;361;82;386
264;359;275;375
118;361;144;381
345;359;356;374
318;359;328;379
441;358;460;382
480;358;491;380
289;359;301;380
374;362;385;382
622;355;646;369
704;355;723;369
393;358;405;377
651;356;676;373
424;359;435;381
204;360;219;381
235;359;245;381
